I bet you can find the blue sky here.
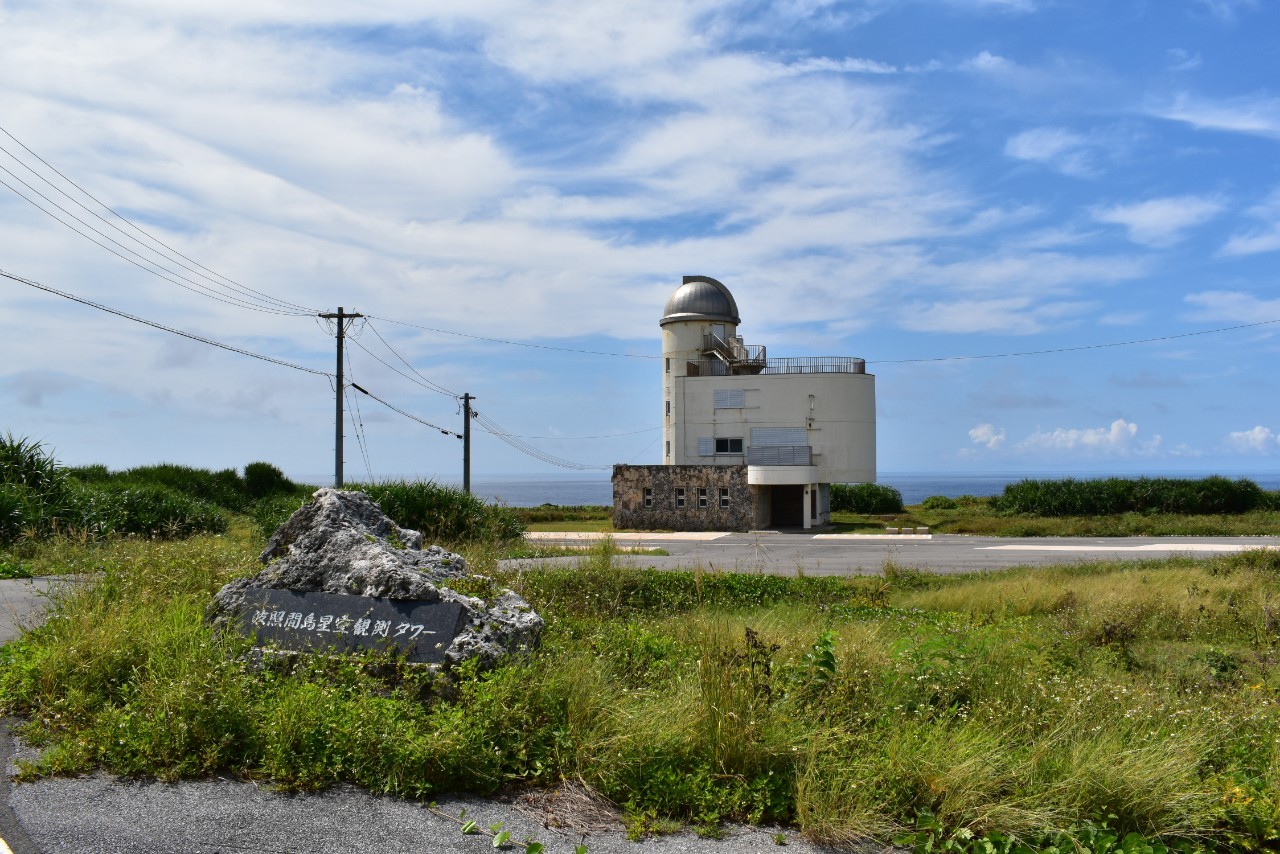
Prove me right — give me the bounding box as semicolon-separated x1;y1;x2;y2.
2;0;1279;482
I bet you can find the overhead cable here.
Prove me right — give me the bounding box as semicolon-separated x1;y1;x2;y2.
0;171;306;316
364;319;460;398
349;382;462;438
471;410;609;471
0;268;331;377
0;124;317;315
866;319;1280;365
365;314;660;360
350;330;458;399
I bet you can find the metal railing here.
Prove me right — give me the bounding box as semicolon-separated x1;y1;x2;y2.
759;357;865;375
686;356;866;377
747;445;812;466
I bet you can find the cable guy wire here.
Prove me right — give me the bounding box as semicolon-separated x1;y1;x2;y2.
0;268;331;377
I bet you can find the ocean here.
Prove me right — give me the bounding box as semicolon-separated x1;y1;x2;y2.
301;470;1280;508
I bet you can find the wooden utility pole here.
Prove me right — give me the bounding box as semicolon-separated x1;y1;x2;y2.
461;393;474;494
319;307;363;487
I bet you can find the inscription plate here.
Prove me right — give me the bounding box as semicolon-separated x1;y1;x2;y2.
238;589;465;664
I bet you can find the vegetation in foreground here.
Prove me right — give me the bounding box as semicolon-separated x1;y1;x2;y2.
3;526;1280;852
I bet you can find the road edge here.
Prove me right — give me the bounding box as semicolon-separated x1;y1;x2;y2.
0;719;40;854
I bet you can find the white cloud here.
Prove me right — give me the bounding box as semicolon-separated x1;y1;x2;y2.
1195;0;1260;22
1155;92;1280;140
1165;48;1202;72
968;423;1007;449
1017;419;1160;455
1222;187;1280;256
1225;425;1279;453
1005;127;1096;177
1183;290;1280;322
1092;195;1225;247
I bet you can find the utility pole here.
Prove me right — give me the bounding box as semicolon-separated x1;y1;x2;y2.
461;393;474;494
319;306;363;488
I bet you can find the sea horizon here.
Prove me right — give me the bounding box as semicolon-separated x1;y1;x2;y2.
292;468;1280;508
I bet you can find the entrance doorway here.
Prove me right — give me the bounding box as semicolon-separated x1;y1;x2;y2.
770;485;804;528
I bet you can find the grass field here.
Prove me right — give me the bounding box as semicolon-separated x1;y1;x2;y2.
3;524;1280;852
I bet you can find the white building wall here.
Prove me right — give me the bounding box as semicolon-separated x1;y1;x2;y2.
670;371;876;484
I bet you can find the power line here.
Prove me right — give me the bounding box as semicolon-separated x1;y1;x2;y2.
344;349;373;480
363;319;460;398
349;382;462;438
0;268;331;377
866;318;1280;365
364;314;661;360
0;171;306;316
349;329;458;399
471;409;609;471
0;124;317;315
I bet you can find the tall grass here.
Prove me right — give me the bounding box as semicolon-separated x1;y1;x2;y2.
6;531;1280;849
348;480;524;543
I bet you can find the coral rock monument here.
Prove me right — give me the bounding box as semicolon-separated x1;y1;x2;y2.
208;488;542;667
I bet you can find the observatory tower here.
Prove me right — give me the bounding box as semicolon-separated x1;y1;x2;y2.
614;275;876;530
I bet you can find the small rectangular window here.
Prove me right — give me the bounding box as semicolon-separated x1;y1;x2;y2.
665;400;671;416
643;487;653;508
665;357;670;373
665;441;671;457
697;436;714;456
719;488;730;509
697;488;708;509
715;437;744;454
676;487;686;508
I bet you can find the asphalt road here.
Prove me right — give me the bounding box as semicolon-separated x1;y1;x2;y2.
3;532;1277;852
516;531;1280;575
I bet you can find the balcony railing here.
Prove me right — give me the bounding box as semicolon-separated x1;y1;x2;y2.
686;356;866;377
759;357;865;375
747;445;812;466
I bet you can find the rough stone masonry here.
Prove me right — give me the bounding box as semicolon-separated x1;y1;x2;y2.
208;488;542;667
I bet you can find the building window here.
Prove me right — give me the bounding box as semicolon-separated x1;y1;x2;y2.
665;357;670;373
643;487;653;508
697;488;708;508
715;437;744;454
676;487;686;508
665;399;671;416
665;441;670;457
719;488;730;509
697;436;714;456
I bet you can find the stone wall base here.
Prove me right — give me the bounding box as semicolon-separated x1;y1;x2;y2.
612;464;758;531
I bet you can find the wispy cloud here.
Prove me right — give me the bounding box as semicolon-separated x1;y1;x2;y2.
1155;92;1280;140
1184;290;1280;322
1005;127;1097;177
1194;0;1261;23
1165;48;1202;72
1092;195;1225;247
1221;187;1280;256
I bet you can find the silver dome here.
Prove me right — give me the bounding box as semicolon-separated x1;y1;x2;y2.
659;275;741;327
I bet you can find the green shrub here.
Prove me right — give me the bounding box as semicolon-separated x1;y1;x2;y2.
830;483;904;514
992;476;1269;517
73;482;228;538
349;480;524;543
920;495;957;510
243;462;297;500
117;464;249;512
